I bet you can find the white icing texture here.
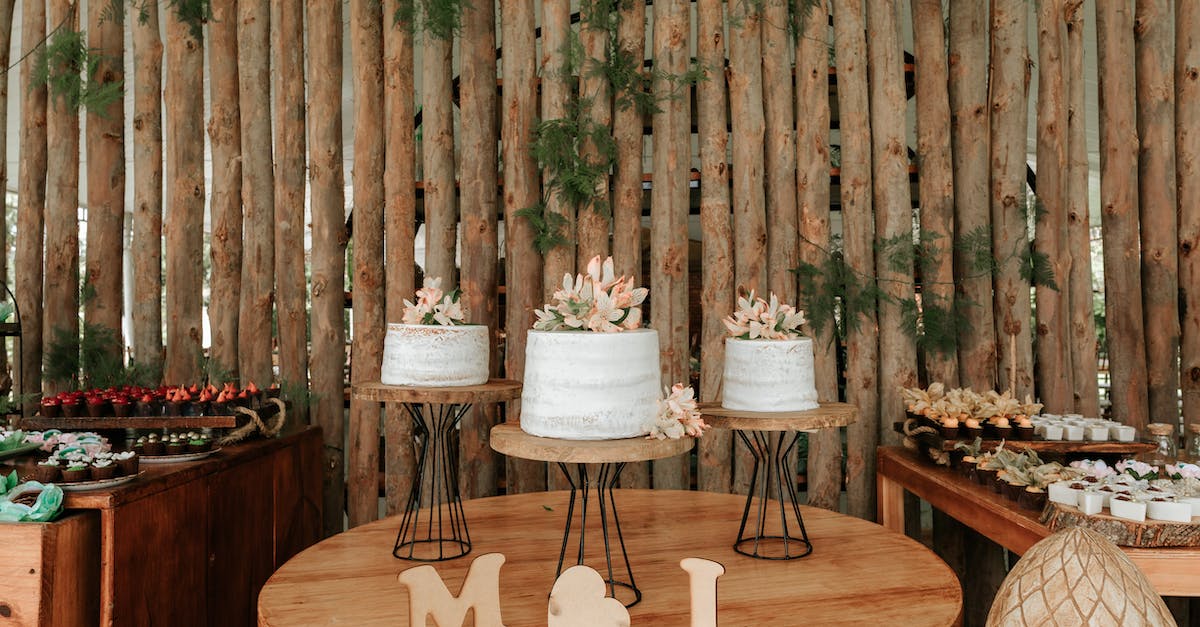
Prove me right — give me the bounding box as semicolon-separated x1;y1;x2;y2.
381;323;489;386
721;337;819;412
520;329;661;440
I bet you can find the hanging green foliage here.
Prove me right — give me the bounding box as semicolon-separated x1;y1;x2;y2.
394;0;470;40
514;202;571;255
43;322;158;390
33;28;123;113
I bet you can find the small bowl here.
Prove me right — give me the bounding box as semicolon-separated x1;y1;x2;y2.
1085;425;1109;441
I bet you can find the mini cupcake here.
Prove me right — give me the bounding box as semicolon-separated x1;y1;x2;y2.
1018;486;1048;511
187;434;211;453
60;397;81;418
142;434;165;456
62;461;90;482
34;458;62;483
90;458;117;480
114;450;139;475
1015;416;1035;441
166;434;187;455
136;394;157;417
112;396;133;417
1002;479;1026;501
39;397;61;418
940;416;960;440
245;381;263;405
266;383;281;399
992;417;1012;440
964;418;983;440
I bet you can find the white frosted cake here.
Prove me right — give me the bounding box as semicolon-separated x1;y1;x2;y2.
381;323;489;386
721;337;819;412
520;329;661;440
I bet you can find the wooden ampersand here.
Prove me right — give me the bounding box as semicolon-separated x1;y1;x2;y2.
547;566;631;627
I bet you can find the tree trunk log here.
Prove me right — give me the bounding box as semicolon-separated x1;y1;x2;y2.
1042;502;1200;547
1180;0;1200;425
1096;0;1150;429
347;0;386;529
1135;0;1180;424
501;0;546;495
14;0;46;399
696;0;733;495
576;6;611;265
0;0;12;376
833;0;879;521
868;0;916;447
611;0;645;283
1034;0;1073;413
422;33;456;285
164;8;205;384
989;0;1033;398
762;0;796;305
130;0;163;375
948;0;996;392
1066;0;1099;418
207;0;242;378
650;0;690;491
307;0;348;536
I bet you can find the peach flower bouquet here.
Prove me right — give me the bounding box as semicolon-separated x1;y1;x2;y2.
401;277;467;326
722;291;807;340
533;256;648;332
645;383;709;440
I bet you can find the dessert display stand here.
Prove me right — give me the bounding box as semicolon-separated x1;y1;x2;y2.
354;379;522;562
490;423;695;607
699;402;858;560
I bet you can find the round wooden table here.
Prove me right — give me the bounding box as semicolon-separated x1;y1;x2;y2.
258;490;962;626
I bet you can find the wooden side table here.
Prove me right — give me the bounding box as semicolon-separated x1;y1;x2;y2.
354;380;522;562
699;402;858;560
490;423;694;607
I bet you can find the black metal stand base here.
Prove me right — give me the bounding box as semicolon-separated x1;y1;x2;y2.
393;402;473;562
555;462;641;607
734;430;813;560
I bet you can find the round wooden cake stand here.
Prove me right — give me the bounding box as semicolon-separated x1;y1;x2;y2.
352;379;522;562
490;423;694;607
699;402;859;561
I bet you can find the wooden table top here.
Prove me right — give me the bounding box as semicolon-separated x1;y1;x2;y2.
490;423;695;463
353;379;523;404
258;490;962;626
699;401;858;431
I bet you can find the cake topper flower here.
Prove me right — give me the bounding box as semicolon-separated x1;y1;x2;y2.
402;277;468;326
722;291;807;340
533;256;648;332
1165;462;1200;480
645;383;709;440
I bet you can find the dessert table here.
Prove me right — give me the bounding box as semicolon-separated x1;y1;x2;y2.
877;446;1200;596
257;489;962;626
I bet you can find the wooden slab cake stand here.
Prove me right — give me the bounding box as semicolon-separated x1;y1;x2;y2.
353;379;522;562
699;402;859;560
490;423;694;608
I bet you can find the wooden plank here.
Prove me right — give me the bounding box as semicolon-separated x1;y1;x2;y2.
422;31;457;285
490;423;694;464
14;0;46;398
18;414;238;430
948;0;996;392
1181;0;1200;426
1136;0;1180;423
1065;0;1100;418
0;513;99;626
83;0;124;348
1042;502;1200;548
1096;0;1150;429
832;0;880;521
207;457;275;625
610;0;645;283
130;0;163;375
696;0;733;495
207;0;243;376
700;402;858;431
274;426;324;563
273;0;309;419
575;4;612;264
502;0;547;495
935;437;1154;455
650;0;690;491
307;0;348;536
347;0;386;529
354;380;522;404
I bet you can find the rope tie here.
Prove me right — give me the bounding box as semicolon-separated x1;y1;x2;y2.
217;398;287;445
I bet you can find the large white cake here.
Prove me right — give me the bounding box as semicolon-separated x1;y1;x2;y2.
721;337;819;412
381;323;489;386
520;329;661;440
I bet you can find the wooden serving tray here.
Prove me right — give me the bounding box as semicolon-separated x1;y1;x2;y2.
16;415;238;429
939;438;1155;455
1041;501;1200;547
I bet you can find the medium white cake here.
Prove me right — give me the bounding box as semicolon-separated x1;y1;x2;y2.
520;329;661;440
381;323;489;386
721;337;819;412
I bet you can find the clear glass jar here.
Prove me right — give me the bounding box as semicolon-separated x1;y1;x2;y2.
1187;423;1200;462
1145;422;1178;466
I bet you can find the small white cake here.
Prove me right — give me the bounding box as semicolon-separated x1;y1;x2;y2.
381;323;489;386
721;337;819;412
520;329;661;440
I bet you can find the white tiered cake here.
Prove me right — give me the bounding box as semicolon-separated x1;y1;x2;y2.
381;323;489;387
721;337;819;412
519;329;661;440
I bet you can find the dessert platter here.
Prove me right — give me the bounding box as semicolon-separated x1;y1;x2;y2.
20;381;280;430
134;431;219;463
0;428;40;460
30;442;143;492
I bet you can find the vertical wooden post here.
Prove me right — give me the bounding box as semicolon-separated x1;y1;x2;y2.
307;0;348;536
207;0;242;377
1180;0;1200;424
650;0;690;491
1096;0;1150;429
384;0;417;511
423;31;456;285
348;0;386;529
797;0;839;510
867;0;916;446
1136;0;1180;423
611;0;645;282
14;0;46;398
762;0;796;304
0;0;12;375
911;0;957;388
459;0;500;499
501;0;546;495
84;0;124;347
131;0;163;375
948;0;996;392
1033;0;1073;413
1065;0;1099;418
989;0;1033;398
164;5;206;384
274;0;309;418
832;0;879;521
696;0;733;495
44;0;81;391
576;3;611;265
237;0;276;387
